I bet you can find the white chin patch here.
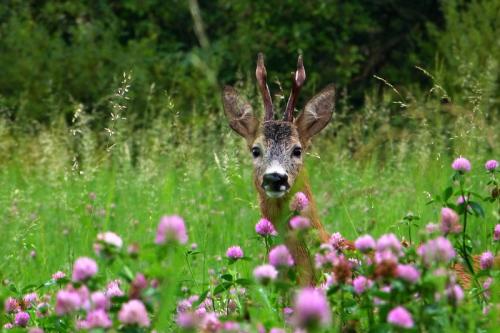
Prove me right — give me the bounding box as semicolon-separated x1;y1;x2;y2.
265;190;287;199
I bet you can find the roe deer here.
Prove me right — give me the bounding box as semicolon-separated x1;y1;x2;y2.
222;53;495;288
222;53;337;284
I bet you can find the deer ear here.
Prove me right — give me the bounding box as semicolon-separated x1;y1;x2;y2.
295;85;335;143
222;86;259;142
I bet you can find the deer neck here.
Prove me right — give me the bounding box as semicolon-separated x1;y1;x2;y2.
256;168;327;285
256;168;328;242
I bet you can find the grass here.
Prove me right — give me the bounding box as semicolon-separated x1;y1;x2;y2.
1;145;496;292
0;77;498;330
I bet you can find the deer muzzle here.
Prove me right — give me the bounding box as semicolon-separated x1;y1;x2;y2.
262;172;290;198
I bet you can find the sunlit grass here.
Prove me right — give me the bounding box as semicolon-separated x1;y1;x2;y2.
1;151;495;291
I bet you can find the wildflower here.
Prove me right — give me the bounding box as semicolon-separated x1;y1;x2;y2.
485;160;498;171
177;299;193;313
36;303;49;318
3;323;13;329
55;290;81;315
293;288;331;328
269;245;294;268
90;292;109;310
253;264;278;284
480;251;494;270
333;255;353;284
456;195;469;205
387;306;414;328
374;249;398;264
290;192;309;212
255;218;277;236
289;216;311;230
96;231;123;248
52;271;66;280
283;307;294;324
329;232;346;250
118;300;150;327
483;277;493;299
226;246;244;260
440;207;462;235
106;280;124;298
326;273;337;289
396;264;420;283
201;312;221;332
418;237;455;265
176;312;200;330
315;249;336;269
30;250;36;258
494;224;500;241
82;310;112;329
155;215;188;245
14;312;30;327
451;156;471;172
270;329;286;333
23;293;38;308
227;299;237;313
425;223;439;233
4;297;19;313
376;234;401;253
130;273;148;299
446;284;464;305
352;276;373;294
72;257;98;282
354;235;376;253
374;251;398;278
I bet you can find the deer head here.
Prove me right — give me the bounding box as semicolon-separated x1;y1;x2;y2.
222;53;335;200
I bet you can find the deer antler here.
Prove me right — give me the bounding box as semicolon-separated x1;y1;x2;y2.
284;55;306;122
256;53;274;121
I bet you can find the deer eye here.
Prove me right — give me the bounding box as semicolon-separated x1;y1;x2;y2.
252;147;261;158
292;147;302;158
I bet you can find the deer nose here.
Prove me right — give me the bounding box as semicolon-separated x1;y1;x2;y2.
262;173;289;192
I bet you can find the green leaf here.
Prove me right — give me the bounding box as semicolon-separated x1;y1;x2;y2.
468;201;485;218
467;191;485;200
21;284;38;293
371;290;391;300
443;186;453;202
213;282;232;295
235;278;253;286
8;284;18;294
220;273;233;282
119;265;135;282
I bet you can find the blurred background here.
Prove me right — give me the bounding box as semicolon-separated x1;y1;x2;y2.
0;0;498;170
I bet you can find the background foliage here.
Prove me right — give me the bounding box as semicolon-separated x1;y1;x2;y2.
0;0;473;123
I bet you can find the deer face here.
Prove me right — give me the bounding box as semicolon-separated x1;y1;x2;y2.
251;121;301;198
222;54;335;199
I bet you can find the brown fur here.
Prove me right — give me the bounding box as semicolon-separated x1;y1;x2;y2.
256;170;329;285
222;54;337;285
454;254;500;289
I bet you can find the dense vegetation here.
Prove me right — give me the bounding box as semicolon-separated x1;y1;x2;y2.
0;0;499;332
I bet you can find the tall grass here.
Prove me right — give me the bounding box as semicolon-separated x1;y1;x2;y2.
0;71;497;289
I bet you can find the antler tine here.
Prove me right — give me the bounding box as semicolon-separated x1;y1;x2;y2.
284;55;306;122
256;53;274;121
